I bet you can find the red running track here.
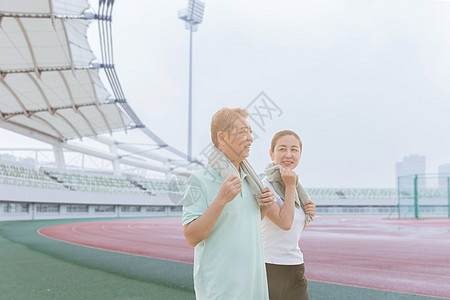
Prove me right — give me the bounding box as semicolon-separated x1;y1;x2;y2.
39;216;450;299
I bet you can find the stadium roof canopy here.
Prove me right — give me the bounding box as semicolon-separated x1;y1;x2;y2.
0;0;134;142
0;0;200;175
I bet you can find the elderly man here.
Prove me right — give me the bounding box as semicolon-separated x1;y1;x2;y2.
182;107;274;299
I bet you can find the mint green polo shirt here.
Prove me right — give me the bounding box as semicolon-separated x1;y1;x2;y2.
182;165;269;300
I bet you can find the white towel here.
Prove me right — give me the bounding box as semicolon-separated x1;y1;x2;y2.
208;146;264;205
264;162;314;226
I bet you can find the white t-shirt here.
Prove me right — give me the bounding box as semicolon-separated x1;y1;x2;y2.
261;177;305;265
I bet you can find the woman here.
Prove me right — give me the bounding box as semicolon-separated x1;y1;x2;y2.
261;130;316;300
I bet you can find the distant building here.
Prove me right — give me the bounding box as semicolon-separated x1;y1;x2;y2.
396;154;426;189
438;164;450;189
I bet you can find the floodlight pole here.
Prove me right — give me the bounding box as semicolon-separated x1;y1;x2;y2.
188;23;193;163
179;0;205;163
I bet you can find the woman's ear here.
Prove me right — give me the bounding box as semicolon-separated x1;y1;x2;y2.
269;149;275;161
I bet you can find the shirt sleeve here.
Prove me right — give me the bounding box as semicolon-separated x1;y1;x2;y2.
182;174;208;226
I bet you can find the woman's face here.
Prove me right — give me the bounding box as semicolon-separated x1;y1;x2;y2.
270;135;301;169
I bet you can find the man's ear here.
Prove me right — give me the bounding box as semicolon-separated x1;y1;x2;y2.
217;131;226;146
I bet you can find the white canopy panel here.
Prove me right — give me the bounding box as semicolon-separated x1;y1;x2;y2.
0;15;94;72
0;0;134;141
0;69;110;113
0;0;89;16
5;103;130;140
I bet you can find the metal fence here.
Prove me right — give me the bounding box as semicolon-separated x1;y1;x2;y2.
398;174;450;219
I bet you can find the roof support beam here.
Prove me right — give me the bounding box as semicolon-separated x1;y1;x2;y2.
0;119;60;146
4;114;21;121
95;105;113;135
1;102;96;118
93;136;192;169
86;69;100;102
0;76;29;116
26;73;53;114
54;111;82;140
60;18;74;72
29;113;64;139
4;108;99;141
0;65;98;75
15;17;40;78
53;144;67;171
76;108;98;136
0;13;91;20
115;105;127;133
85;69;112;134
48;0;55;26
62;141;190;177
58;71;76;110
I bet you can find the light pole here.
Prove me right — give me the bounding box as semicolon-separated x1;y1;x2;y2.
178;0;205;162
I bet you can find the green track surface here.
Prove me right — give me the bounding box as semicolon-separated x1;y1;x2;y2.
0;218;443;300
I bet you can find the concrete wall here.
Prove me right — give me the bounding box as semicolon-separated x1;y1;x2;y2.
0;184;182;221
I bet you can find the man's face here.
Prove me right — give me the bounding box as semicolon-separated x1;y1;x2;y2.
220;118;253;163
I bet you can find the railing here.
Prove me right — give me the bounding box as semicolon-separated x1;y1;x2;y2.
398;174;450;219
0;175;65;190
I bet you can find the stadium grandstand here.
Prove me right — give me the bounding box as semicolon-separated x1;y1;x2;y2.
0;0;201;221
0;150;402;221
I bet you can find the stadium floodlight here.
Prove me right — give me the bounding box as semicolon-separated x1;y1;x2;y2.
178;0;205;32
178;0;205;162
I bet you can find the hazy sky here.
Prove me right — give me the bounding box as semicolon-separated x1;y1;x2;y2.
2;0;450;188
